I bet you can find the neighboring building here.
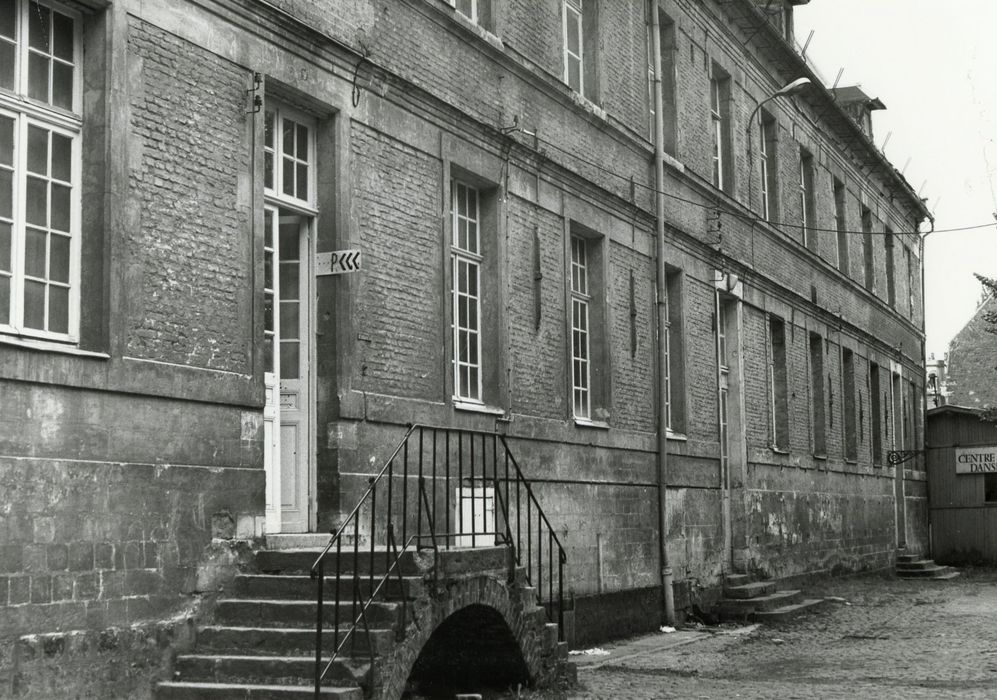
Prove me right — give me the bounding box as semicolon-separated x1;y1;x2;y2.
0;0;931;693
945;295;997;409
925;405;997;564
926;353;949;408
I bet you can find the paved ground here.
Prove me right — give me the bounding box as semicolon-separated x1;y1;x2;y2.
564;568;997;699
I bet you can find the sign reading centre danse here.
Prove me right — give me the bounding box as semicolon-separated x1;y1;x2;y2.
955;446;997;474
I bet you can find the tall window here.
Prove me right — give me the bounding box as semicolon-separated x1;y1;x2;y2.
842;348;858;462
905;245;915;317
570;234;590;418
448;0;477;23
799;148;815;251
759;113;778;221
769;315;789;450
562;0;583;94
648;10;677;153
870;362;883;466
834;178;848;273
809;333;826;456
861;206;874;290
710;70;731;192
664;267;685;432
452;180;482;402
0;0;81;341
885;229;896;308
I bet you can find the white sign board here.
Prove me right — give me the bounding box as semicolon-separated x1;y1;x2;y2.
955;446;997;474
316;249;362;276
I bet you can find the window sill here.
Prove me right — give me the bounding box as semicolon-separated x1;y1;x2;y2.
813;453;828;461
666;430;688;442
574;417;610;430
454;400;506;416
0;334;109;359
769;445;790;455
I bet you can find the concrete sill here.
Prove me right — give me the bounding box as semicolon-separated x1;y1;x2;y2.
574;418;610;430
454;400;506;416
666;431;688;442
0;334;109;359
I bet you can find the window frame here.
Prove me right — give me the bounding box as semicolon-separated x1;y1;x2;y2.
569;233;591;419
263;102;316;211
759;112;778;221
0;0;84;343
861;206;874;290
799;148;816;250
562;0;584;95
833;177;848;274
447;0;478;23
885;229;896;308
842;347;858;462
450;178;484;404
768;314;789;451
809;332;826;458
710;75;726;190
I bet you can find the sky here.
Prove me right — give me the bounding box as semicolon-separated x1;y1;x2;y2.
794;1;997;359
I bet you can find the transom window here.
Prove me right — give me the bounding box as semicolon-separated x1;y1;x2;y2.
264;104;314;207
451;180;482;402
0;0;81;341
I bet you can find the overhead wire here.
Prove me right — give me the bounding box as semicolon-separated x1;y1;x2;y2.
514;129;994;238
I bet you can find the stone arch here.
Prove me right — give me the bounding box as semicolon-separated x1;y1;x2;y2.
376;567;561;700
404;603;531;696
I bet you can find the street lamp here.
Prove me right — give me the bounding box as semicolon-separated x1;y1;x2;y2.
746;77;812;215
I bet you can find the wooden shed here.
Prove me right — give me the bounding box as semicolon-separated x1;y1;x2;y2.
926;405;997;564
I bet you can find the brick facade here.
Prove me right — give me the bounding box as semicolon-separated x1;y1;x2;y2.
0;0;931;693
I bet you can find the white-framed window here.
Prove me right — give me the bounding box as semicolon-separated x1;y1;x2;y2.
663;267;685;432
799;148;815;250
562;0;583;94
768;315;789;451
448;0;477;23
833;177;848;273
570;233;591;419
759;114;777;221
263;103;314;208
710;78;724;189
0;0;82;342
451;179;482;403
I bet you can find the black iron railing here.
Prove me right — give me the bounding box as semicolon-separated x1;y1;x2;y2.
309;425;566;696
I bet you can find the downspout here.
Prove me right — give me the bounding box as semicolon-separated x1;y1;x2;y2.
650;0;675;627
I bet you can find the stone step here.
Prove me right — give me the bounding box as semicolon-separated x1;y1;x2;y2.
173;654;369;688
196;626;396;657
156;681;362;699
895;552;919;563
753;598;827;622
896;564;958;579
718;589;803;617
723;574;752;587
896;559;937;570
233;573;423;601
724;580;777;599
256;549;423;576
214;599;401;628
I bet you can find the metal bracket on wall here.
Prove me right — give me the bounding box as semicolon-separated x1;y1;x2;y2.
246;71;262;114
887;450;923;466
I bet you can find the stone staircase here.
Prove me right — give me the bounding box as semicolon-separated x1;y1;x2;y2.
895;552;960;580
154;538;570;699
155;545;422;699
717;574;825;622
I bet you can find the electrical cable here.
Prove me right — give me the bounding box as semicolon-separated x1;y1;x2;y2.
516;129;993;238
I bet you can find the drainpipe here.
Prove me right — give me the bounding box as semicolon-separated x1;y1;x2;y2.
650;0;675;627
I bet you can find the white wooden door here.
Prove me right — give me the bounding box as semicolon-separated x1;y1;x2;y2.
263;207;282;535
278;214;311;533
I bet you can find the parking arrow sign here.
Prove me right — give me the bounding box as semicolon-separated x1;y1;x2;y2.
316;249;362;276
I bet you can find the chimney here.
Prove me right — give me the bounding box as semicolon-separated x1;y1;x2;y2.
831;85;886;140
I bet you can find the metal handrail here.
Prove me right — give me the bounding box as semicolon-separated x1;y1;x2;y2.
309;425;567;696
